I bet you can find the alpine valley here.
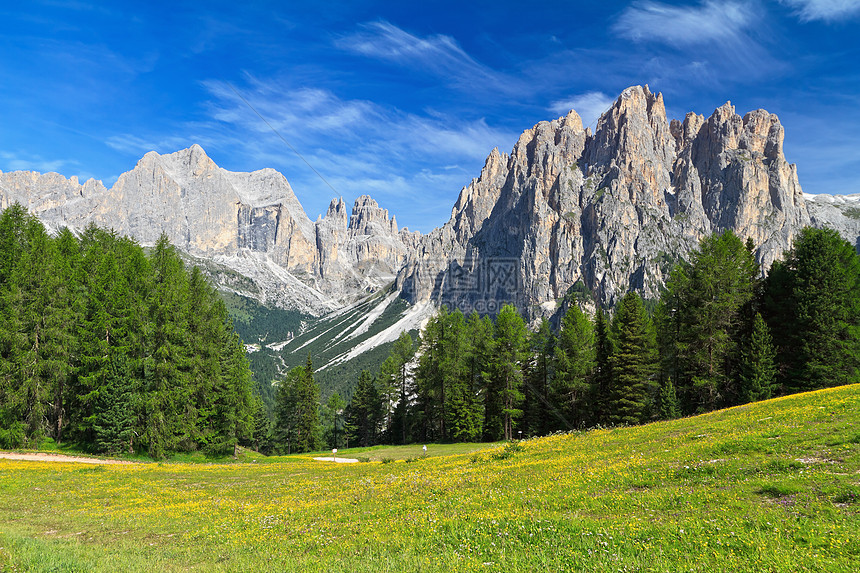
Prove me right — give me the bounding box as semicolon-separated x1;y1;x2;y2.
2;85;858;399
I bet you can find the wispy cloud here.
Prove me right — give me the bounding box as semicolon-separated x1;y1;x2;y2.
336;21;512;93
549;91;615;128
613;1;755;46
609;1;782;87
139;76;520;230
0;150;75;174
780;0;860;21
203;76;514;164
104;134;209;155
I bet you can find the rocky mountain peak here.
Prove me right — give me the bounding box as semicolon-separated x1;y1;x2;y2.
399;85;811;319
349;195;397;235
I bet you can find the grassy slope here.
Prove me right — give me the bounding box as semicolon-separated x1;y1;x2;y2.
1;385;858;572
279;291;416;400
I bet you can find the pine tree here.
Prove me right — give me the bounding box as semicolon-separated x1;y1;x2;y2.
608;293;658;425
658;230;758;413
552;305;595;430
763;227;860;392
739;313;776;403
484;305;527;441
591;308;613;425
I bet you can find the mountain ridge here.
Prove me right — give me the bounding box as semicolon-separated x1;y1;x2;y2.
1;85;857;322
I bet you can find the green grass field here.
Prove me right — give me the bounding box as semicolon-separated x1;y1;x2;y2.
1;385;858;572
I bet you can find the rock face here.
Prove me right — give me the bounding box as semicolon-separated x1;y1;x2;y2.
0;145;418;315
804;193;860;251
397;85;810;319
3;85;855;323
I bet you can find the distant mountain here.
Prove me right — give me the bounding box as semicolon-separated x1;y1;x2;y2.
397;85;821;319
2;84;858;330
0;144;419;316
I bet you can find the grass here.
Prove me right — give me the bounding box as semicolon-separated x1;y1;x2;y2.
329;442;501;462
1;385;859;571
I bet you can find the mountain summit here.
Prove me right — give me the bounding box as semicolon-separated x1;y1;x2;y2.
398;85;811;317
0;145;418;314
1;86;855;320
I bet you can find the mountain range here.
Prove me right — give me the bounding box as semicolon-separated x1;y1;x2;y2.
2;85;858;331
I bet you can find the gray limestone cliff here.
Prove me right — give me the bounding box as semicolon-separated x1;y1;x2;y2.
804;193;860;251
397;85;811;319
0;145;417;314
3;85;857;323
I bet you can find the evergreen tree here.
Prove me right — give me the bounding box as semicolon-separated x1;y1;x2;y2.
657;378;681;420
322;392;347;449
591;308;613;425
608;293;658;425
414;308;472;442
552;305;595;429
250;394;272;453
763;227;860;392
274;361;321;454
659;230;758;413
0;206;262;457
209;326;255;456
345;369;384;447
738;313;776;403
484;305;527;441
523;318;556;436
142;235;192;458
389;331;415;444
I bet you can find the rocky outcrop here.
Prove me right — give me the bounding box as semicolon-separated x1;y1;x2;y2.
4;85;855;323
805;193;860;251
397;85;810;319
0;145;417;314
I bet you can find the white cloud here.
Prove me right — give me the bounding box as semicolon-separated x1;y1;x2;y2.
203;77;515;165
613;1;754;46
336;21;511;93
780;0;860;21
104;133;207;155
0;150;73;174
549;92;615;128
155;77;520;230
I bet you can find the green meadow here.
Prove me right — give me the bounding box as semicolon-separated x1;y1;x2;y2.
1;385;858;572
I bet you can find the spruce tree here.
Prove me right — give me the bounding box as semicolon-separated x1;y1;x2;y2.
608;293;658;425
484;304;527;441
657;378;681;420
552;305;595;429
763;227;860;392
274;362;321;454
322;392;347;449
739;313;776;403
346;369;384;447
591;308;613;425
658;230;758;413
523;318;556;436
389;331;415;444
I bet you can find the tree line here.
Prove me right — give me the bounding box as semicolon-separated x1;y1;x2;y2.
329;227;859;447
0;205;259;458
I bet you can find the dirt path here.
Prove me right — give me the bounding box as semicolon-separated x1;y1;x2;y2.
312;456;359;463
0;452;138;465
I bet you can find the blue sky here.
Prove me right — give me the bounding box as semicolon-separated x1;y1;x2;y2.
1;1;859;233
